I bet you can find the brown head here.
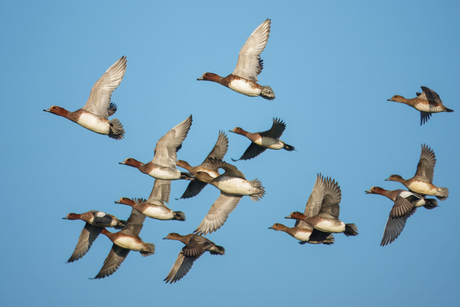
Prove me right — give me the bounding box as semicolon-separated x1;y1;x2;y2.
229;127;247;136
365;186;387;195
197;72;221;82
269;223;288;231
119;158;142;169
387;95;406;103
114;197;136;207
163;233;183;240
285;211;306;220
63;213;81;220
44;106;70;117
385;174;404;182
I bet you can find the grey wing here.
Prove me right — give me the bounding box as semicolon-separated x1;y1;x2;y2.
164;251;199;284
67;223;103;263
194;193;243;235
232;142;267;161
82;56;127;118
420;112;432;125
179;180;208;199
209;158;246;178
414;144;436;183
390;193;416;218
205;131;229;162
123;208;146;236
260;118;286;138
93;244;130;279
152;115;193;168
318;176;342;219
147;179;172;204
304;174;326;218
232;19;271;82
420;86;442;103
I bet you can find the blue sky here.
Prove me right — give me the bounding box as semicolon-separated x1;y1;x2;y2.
1;1;459;306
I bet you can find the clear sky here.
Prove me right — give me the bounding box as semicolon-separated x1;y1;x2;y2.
1;1;459;306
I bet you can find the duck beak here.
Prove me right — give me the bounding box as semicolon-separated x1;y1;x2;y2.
365;189;372;194
119;161;126;165
43;108;51;112
197;76;204;81
285;215;293;219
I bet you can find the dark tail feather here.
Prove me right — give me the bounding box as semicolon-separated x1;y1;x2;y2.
283;143;295;151
445;107;454;112
261;86;275;100
344;223;358;236
108;118;125;140
209;245;225;255
140;243;155;257
423;198;438;210
173;211;186;221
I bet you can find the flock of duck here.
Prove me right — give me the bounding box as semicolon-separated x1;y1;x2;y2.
45;19;452;283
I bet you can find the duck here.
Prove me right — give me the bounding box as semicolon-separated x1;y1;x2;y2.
44;56;127;139
120;115;193;180
285;175;358;237
365;186;437;246
93;208;154;279
197;19;275;100
163;233;225;283
177;131;229;199
230;118;294;161
269;174;335;244
385;144;449;200
387;86;453;125
115;179;185;221
63;210;127;263
194;158;265;235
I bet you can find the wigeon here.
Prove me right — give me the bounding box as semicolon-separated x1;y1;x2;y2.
193;158;264;235
365;187;437;246
44;56;127;139
385;144;449;200
63;210;127;263
269;174;335;244
163;233;225;284
177;131;229;199
387;86;453;125
230;118;294;161
93;208;154;279
120;115;193;180
286;175;358;237
197;19;275;100
115;179;185;221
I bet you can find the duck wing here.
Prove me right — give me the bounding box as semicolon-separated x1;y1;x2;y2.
152;115;193;168
232;19;271;82
82;56;127;118
414;144;436;183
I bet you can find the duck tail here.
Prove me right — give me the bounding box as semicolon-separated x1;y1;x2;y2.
422;198;438;210
283;143;295;151
261;86;275;100
140;243;155;257
445;107;454;112
108;118;125;140
173;211;186;221
249;179;265;202
436;187;449;200
209;245;225;255
114;219;128;229
344;223;358;236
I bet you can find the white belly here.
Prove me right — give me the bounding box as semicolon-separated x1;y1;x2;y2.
214;177;257;195
148;167;181;180
415;103;444;113
314;220;345;233
254;137;284;149
114;237;145;251
408;181;437;195
77;113;110;134
294;231;312;242
142;205;173;220
228;79;261;97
